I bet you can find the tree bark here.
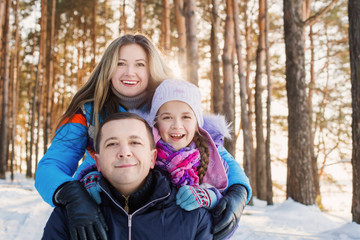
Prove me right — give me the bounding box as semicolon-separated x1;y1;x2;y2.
284;0;316;205
233;0;252;198
136;0;144;32
0;0;5;56
223;0;235;156
264;0;273;205
91;0;97;68
44;0;56;153
0;0;11;179
243;0;257;196
348;0;360;224
10;0;20;181
119;0;127;35
31;0;47;177
184;0;199;85
210;0;223;114
162;0;170;51
255;0;267;200
174;0;186;75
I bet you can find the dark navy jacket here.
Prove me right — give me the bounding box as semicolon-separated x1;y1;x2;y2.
42;170;213;240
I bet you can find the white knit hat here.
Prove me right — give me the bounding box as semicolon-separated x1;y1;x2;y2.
149;79;204;127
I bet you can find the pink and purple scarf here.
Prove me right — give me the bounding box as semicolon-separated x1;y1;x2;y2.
156;140;201;188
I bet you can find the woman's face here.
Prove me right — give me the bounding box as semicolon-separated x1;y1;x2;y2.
111;44;150;97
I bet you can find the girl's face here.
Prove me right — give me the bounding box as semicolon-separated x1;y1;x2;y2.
156;101;198;150
111;44;150;97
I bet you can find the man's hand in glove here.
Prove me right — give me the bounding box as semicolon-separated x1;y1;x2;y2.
54;180;108;240
212;184;248;240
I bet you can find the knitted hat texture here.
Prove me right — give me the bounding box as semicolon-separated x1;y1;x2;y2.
149;79;204;127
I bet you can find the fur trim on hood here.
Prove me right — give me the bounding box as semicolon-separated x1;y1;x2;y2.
203;114;232;146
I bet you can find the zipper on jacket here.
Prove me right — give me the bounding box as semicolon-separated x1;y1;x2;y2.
99;183;171;239
128;215;132;240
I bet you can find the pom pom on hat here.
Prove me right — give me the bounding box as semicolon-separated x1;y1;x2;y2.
149;79;204;127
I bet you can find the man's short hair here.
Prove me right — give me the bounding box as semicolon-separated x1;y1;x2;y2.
95;112;156;152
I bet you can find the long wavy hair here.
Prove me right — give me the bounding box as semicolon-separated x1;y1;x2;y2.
57;33;172;136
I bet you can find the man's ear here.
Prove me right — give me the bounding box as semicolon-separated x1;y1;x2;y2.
94;153;101;172
150;149;157;169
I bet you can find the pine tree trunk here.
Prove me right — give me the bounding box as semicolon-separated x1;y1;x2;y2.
0;0;5;54
264;0;273;205
0;0;11;179
162;0;170;51
119;0;127;35
210;0;223;114
10;0;19;181
233;0;252;198
44;0;56;153
174;0;186;74
284;0;316;205
243;0;257;196
303;0;321;207
255;0;267;200
348;0;360;224
135;0;144;31
184;0;199;85
31;0;47;177
223;0;236;156
91;0;97;68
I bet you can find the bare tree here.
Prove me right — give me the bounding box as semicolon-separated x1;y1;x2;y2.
174;0;186;73
254;0;267;200
210;0;223;114
10;0;20;181
162;0;171;51
348;0;360;224
243;0;257;196
284;0;315;205
233;0;252;200
184;0;199;85
119;0;127;35
223;0;235;156
135;0;144;32
31;0;47;177
91;0;97;68
0;0;11;179
264;0;273;205
44;0;56;152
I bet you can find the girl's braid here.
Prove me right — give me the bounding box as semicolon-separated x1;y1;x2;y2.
193;132;209;183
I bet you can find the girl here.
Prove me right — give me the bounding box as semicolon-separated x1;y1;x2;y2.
35;33;173;240
148;78;251;209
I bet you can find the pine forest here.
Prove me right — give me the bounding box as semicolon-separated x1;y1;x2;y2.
0;0;359;223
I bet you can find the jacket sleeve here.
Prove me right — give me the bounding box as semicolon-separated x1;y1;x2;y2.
217;145;252;203
42;207;70;239
35;112;88;207
194;210;213;240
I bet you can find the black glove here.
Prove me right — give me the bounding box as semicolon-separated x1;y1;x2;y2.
54;180;108;240
212;184;248;240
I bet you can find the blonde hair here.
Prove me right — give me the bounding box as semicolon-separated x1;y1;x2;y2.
57;33;172;137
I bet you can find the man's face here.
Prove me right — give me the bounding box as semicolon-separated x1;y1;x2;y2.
95;119;157;195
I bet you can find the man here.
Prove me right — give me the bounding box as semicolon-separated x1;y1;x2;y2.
42;112;213;240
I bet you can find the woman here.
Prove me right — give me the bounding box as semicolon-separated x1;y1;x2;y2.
35;33;173;240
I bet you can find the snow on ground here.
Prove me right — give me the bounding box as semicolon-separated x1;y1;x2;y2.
0;172;359;240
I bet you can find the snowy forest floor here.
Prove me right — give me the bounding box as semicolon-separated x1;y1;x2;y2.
0;172;359;240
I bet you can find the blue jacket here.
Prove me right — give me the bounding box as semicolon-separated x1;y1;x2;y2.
42;170;213;240
35;102;251;206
